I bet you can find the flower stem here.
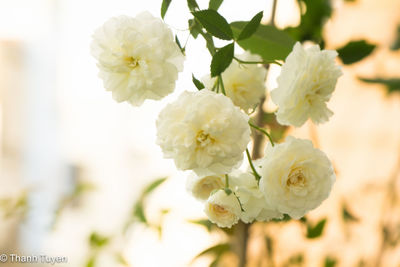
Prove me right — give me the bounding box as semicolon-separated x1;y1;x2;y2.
249;122;275;147
246;148;261;181
218;75;226;95
225;174;229;188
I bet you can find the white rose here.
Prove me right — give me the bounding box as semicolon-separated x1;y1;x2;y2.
91;12;184;106
271;42;342;127
203;52;267;112
230;171;283;223
204;189;241;228
259;136;335;219
186;173;224;201
156;90;251;176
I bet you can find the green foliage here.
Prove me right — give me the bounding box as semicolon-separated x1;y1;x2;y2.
263;112;289;142
337;40;376;64
0;191;29;219
85;256;96;267
192;9;233;40
194;243;231;260
192;74;205;90
285;253;304;266
306;218;327;239
391;25;400;50
142;177;167;196
133;201;147;223
187;0;200;11
175;35;185;55
231;22;295;61
272;213;291;222
208;0;223;10
285;0;332;46
89;232;110;248
161;0;172;19
359;77;400;94
342;204;359;222
237;11;264;41
324;256;337;267
210;42;234;77
188;219;215;232
188;19;201;39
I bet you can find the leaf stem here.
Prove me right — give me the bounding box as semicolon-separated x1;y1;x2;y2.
245;148;261;181
249;122;275;147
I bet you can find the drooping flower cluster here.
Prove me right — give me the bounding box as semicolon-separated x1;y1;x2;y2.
271;42;342;127
91;12;184;106
92;12;341;229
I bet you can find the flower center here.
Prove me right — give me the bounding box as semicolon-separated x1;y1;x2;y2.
212;204;228;215
125;56;139;69
287;167;306;187
196;131;214;147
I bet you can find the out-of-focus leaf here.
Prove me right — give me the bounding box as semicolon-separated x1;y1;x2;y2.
192;74;205;90
391;25;400;50
288;253;304;265
337;40;376;64
85;256;96;267
342;204;359;222
192;9;233;40
237;11;263;41
324;256;337;267
306;218;327;239
285;0;332;45
161;0;172;19
115;253;129;266
194;243;231;260
133;202;147;223
263;112;289;142
272;213;291;222
89;232;109;248
210;42;234;77
188;219;214;232
231;22;295;61
209;256;221;267
359;77;400;94
265;235;273;258
142;177;167;196
187;0;200;11
208;0;223;10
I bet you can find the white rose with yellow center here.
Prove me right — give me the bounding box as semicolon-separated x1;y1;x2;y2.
271;42;342;127
186;173;224;201
259;136;335;219
156;90;251;176
203;52;267;113
204;189;241;228
91;12;184;106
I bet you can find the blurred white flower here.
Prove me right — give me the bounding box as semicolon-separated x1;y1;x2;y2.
91;12;184;106
271;42;342;127
259;136;335;219
204;189;241;228
186;173;224;201
156;90;251;176
230;171;283;223
203;52;267;112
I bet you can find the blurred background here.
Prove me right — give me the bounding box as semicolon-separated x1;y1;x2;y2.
0;0;399;266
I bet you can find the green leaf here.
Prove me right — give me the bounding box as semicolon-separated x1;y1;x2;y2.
237;11;263;41
161;0;172;19
133;202;147;223
272;213;291;222
142;177;167;196
175;35;185;54
231;22;295;61
391;25;400;50
192;74;205;90
194;243;230;260
359;77;400;94
188;219;214;232
208;0;223;10
192;9;233;40
337;40;376;64
342;204;359;222
89;232;109;248
188;19;201;39
284;0;332;46
210;43;234;77
288;253;304;265
209;256;221;267
324;256;337;267
85;256;96;267
187;0;199;11
306;218;327;239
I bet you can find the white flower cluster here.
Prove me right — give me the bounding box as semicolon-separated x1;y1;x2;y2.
91;12;341;229
91;12;184;106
